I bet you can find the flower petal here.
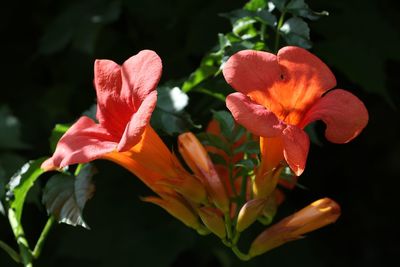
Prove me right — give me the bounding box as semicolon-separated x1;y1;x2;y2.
222;47;337;125
41;116;117;170
222;50;281;97
299;89;369;143
94;50;162;138
282;125;310;176
274;46;337;124
94;59;131;136
226;92;283;137
121;50;162;107
117;90;158;151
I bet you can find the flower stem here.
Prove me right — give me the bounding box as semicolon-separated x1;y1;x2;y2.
232;246;251;261
224;213;233;241
260;23;266;41
274;10;286;53
8;208;33;267
228;162;238;197
32;216;55;259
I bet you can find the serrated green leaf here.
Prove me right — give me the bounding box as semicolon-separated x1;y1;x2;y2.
235;158;257;170
212;110;235;140
151;86;199;135
244;0;267;11
42;164;95;229
231;126;246;143
271;0;287;11
286;0;328;20
49;124;71;153
232;18;258;38
5;158;46;222
280;17;312;49
221;9;276;26
197;133;231;155
208;153;227;166
256;9;277;25
182;66;219;93
0;106;29;150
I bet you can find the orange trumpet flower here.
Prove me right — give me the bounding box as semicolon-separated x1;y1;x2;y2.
223;46;369;198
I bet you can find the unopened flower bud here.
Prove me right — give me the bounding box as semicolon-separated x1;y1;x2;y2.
236;198;266;232
198;207;226;239
158;170;207;205
253;164;283;199
249;198;341;257
178;132;230;213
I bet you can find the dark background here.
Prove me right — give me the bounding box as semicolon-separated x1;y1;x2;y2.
1;0;399;266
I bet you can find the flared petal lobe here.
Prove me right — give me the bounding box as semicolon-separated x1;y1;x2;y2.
275;47;336;124
223;47;336;125
222;50;281;97
117;90;158;151
299;89;369;143
94;59;128;136
95;50;162;141
42;117;118;170
281;125;310;176
226;92;283;137
121;50;163;107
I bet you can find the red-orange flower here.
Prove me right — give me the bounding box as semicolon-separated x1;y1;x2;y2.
42;50;162;170
223;46;369;176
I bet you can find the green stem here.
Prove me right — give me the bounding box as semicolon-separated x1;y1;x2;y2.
228;162;238;197
238;174;248;208
74;163;84;176
260;23;266;41
232;231;240;245
224;213;233;241
231;246;251;261
8;209;33;267
274;10;286;53
32;216;55;259
0;240;21;263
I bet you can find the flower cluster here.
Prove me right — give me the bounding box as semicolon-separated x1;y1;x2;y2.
44;47;368;259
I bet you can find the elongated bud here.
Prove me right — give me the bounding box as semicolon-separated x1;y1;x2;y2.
259;191;278;225
236;198;266;232
249;198;341;257
178;133;210;177
253;164;283;199
142;194;201;230
158;170;207;205
178;132;230;213
198;207;226;239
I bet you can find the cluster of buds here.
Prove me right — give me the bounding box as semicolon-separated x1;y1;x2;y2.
101;120;341;260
